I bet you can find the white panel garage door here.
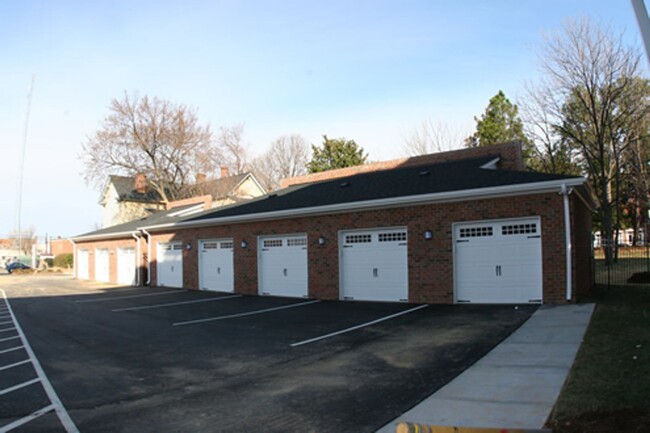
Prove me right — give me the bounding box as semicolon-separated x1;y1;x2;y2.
77;249;89;280
117;248;136;286
454;217;542;304
199;239;234;292
258;235;308;298
157;242;183;288
340;228;409;302
95;248;110;283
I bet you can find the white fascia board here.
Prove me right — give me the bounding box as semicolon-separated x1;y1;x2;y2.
72;230;138;242
141;177;586;232
167;203;205;217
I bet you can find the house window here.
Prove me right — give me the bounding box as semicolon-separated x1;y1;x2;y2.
203;242;218;249
220;241;233;249
263;239;283;248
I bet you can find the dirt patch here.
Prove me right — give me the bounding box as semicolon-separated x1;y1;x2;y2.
550;408;650;433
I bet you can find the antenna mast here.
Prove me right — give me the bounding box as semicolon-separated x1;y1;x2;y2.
16;75;35;255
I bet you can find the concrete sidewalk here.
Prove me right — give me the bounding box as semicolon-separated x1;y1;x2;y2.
377;303;595;432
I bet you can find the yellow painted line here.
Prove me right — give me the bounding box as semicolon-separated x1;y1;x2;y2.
395;423;550;433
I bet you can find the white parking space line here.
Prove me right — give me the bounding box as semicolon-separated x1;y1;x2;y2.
0;346;24;354
173;300;321;326
0;335;19;343
0;378;40;396
0;321;12;326
0;359;30;371
290;304;429;348
112;294;242;312
0;404;55;433
0;327;16;333
0;289;79;433
75;290;187;303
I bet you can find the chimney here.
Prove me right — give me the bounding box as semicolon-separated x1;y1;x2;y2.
196;172;206;184
134;173;147;193
220;166;229;178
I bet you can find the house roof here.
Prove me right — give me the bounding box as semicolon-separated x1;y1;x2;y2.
104;175;164;204
77;155;588;240
180;172;252;200
174;155;584;225
72;204;203;241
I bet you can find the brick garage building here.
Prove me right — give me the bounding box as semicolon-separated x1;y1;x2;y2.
72;143;593;304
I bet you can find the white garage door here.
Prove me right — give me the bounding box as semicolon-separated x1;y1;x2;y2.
157;242;183;288
258;235;308;298
77;249;89;280
199;239;234;292
340;228;409;302
117;248;136;286
95;248;110;283
454;217;542;304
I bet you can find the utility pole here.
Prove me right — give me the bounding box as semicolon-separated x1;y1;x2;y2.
632;0;650;65
16;75;35;255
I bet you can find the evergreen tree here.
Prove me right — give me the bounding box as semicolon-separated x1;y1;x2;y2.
307;135;368;173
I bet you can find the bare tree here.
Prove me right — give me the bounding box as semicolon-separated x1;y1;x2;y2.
81;93;218;202
519;83;580;175
531;18;646;263
9;226;36;255
250;134;309;191
217;124;250;175
403;119;467;156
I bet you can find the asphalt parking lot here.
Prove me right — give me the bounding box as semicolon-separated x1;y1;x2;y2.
0;275;537;432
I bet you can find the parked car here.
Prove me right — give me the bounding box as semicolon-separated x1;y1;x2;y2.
6;262;31;274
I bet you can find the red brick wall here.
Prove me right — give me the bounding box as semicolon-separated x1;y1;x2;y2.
147;191;575;304
572;193;593;299
50;239;74;256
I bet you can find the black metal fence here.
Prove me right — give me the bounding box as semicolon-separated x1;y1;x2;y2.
593;242;650;288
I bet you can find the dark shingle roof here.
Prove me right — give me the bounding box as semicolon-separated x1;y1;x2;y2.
108;175;164;203
180;173;250;200
185;156;582;222
73;204;200;240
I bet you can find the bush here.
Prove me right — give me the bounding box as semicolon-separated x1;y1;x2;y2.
53;253;73;268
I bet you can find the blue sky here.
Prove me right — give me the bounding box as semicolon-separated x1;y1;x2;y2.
0;0;645;238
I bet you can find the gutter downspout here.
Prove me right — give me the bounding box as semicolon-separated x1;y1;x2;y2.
141;229;152;285
561;184;573;301
68;239;76;278
131;233;140;287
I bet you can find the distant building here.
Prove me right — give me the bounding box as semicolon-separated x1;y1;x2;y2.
99;169;265;228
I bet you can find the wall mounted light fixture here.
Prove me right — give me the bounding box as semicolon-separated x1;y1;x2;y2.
186;242;192;250
424;230;433;240
318;236;326;245
241;240;248;248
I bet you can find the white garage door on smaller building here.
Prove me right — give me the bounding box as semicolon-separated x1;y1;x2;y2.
258;234;308;298
157;242;183;288
454;217;542;304
77;249;89;280
117;247;136;286
95;248;110;283
339;227;409;302
199;239;234;292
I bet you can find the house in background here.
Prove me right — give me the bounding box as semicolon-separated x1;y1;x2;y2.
99;169;265;228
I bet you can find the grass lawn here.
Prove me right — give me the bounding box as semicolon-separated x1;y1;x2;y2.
548;284;650;432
